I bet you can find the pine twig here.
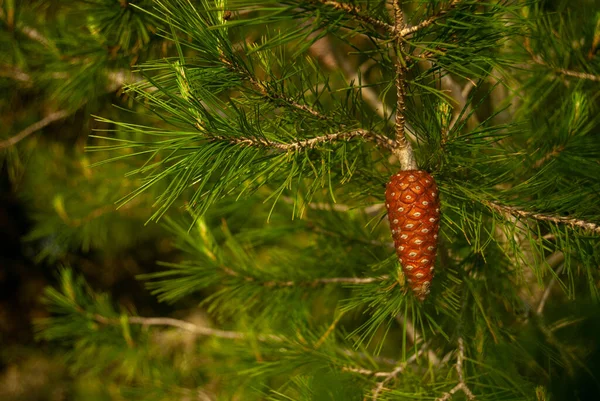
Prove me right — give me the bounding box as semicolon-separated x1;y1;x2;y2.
0;8;53;49
486;201;600;235
94;314;283;342
398;0;462;37
256;275;388;288
221;56;331;121
392;0;417;170
316;0;394;33
524;38;600;83
553;68;600;82
219;129;394;152
536;264;564;316
396;315;441;365
308;37;394;124
211;254;388;286
370;352;420;401
535;252;565;316
342;366;378;376
248;75;329;120
0;66;32;83
436;337;476;401
0;110;70;149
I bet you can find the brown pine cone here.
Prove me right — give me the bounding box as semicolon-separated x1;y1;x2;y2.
385;170;440;301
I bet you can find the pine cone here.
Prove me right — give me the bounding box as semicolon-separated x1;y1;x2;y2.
385;170;440;301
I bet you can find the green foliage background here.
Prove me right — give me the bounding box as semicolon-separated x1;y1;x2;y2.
1;0;600;400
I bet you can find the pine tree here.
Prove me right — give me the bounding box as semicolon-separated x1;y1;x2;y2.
2;0;600;400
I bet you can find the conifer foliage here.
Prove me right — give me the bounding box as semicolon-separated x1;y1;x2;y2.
2;0;600;400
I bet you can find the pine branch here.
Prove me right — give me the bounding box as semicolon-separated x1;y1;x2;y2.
215;129;393;152
308;37;394;123
0;66;137;149
397;315;441;365
0;66;32;83
315;0;393;33
370;352;420;401
436;337;476;401
536;252;565;316
264;276;388;287
0;110;70;149
398;0;462;37
217;262;388;286
524;38;600;82
486;201;600;235
93;314;283;342
0;8;53;49
282;197;386;217
392;0;417;170
552;67;600;82
220;56;330;120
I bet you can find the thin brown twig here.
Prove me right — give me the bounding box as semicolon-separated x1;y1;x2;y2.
220;56;330;121
307;35;396;128
0;110;71;149
261;275;388;287
94;314;282;342
398;0;461;37
317;0;394;33
0;66;32;83
486;201;600;235
249;75;329;120
391;1;417;170
397;315;441;365
524;37;600;83
0;8;53;49
436;337;476;401
214;129;394;152
536;264;564;316
553;67;600;82
342;366;378;376
536;252;565;316
212;256;389;286
370;352;419;400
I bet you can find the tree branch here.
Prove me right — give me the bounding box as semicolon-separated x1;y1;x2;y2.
553;67;600;82
392;1;417;170
216;129;394;152
398;0;461;37
207;253;388;286
486;201;600;235
535;252;565;316
0;110;70;149
0;8;54;49
220;56;331;120
436;337;476;401
524;37;600;83
316;0;394;33
247;273;388;288
396;315;441;365
0;66;32;83
94;314;282;342
370;352;420;401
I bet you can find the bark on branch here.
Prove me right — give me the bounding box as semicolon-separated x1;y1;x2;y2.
0;110;70;149
316;0;393;33
94;314;282;342
398;0;461;37
392;0;418;170
486;201;600;235
436;337;476;401
216;129;395;152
